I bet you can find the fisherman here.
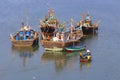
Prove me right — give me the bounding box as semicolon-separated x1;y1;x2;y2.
24;26;28;31
19;31;24;40
86;50;91;61
87;55;91;61
44;15;48;21
86;14;91;20
53;33;59;42
48;9;54;20
61;33;65;42
87;50;91;55
80;52;83;58
85;14;92;26
40;19;44;26
53;37;58;42
30;32;34;39
82;50;91;59
58;24;64;32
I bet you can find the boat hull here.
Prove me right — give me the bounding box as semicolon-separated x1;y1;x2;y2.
65;46;85;52
11;37;39;47
45;47;63;51
82;26;98;34
41;40;78;51
80;59;91;62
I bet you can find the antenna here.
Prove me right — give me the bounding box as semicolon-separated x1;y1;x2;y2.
87;11;90;16
26;11;29;27
21;21;24;28
82;12;85;20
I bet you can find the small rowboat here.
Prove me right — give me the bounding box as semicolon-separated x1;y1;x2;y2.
65;46;86;52
80;58;91;62
80;50;92;62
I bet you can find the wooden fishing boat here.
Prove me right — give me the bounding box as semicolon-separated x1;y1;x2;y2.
41;39;76;51
65;46;86;52
10;22;39;47
40;29;83;51
40;10;83;51
76;13;100;34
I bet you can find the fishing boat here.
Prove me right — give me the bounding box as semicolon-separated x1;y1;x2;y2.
39;9;59;38
41;29;82;51
80;50;92;62
76;12;100;35
40;10;83;51
10;22;39;47
40;25;83;51
41;38;79;51
65;46;86;52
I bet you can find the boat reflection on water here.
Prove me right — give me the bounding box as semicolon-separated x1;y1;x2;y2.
41;51;81;72
41;51;66;72
80;61;91;71
41;51;66;60
11;45;39;66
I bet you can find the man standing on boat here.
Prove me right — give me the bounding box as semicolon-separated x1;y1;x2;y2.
86;14;91;20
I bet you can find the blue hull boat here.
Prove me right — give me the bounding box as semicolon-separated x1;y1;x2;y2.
65;46;86;52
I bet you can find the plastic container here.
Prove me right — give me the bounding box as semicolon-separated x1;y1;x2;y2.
25;31;29;36
16;36;19;40
23;36;26;41
19;31;23;37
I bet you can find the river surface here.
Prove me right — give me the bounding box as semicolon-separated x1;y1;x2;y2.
0;0;120;80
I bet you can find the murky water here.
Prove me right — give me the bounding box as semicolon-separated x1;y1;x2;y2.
0;0;120;80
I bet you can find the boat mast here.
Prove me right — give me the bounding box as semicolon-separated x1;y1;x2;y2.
82;12;85;21
22;21;24;29
26;11;29;28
